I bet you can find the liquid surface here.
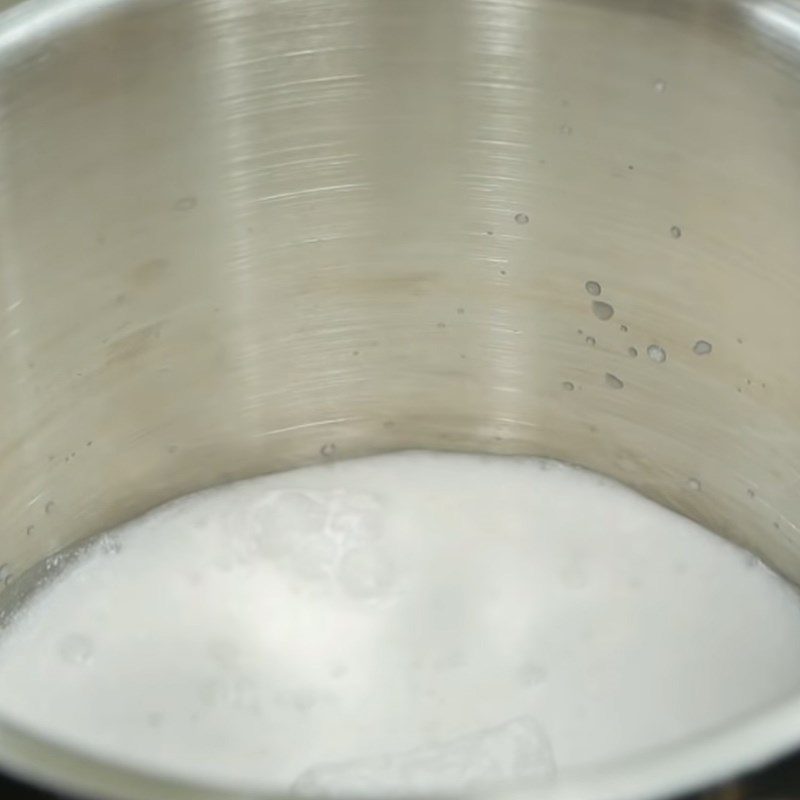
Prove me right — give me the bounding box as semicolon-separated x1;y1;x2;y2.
1;452;800;794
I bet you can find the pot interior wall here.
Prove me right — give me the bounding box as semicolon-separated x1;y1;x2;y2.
1;0;800;659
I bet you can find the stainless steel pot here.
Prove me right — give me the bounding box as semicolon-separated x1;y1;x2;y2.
2;0;800;797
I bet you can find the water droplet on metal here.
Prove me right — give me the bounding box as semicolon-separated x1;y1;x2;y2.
627;347;638;358
647;344;667;363
605;373;624;389
585;280;601;296
688;478;701;491
561;381;575;391
653;79;666;93
693;340;712;356
514;212;529;225
670;225;682;239
592;301;614;321
585;336;596;347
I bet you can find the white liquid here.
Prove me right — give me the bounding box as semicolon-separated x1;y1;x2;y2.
1;452;800;794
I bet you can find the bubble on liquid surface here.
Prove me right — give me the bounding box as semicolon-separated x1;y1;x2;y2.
693;340;713;356
337;546;395;599
207;638;240;669
519;663;548;686
647;345;666;363
561;381;575;391
200;675;259;713
744;553;760;569
292;716;555;796
247;490;385;583
249;490;329;557
592;301;614;321
605;373;624;390
585;281;601;296
57;633;93;665
98;535;122;556
514;212;530;225
320;442;337;458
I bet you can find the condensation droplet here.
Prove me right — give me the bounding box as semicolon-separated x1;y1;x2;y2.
45;500;56;515
693;339;713;356
647;344;666;363
592;301;614;321
619;324;629;333
688;478;701;491
320;442;337;458
670;225;682;239
585;280;601;296
605;373;624;389
653;79;666;93
559;123;572;135
514;212;530;225
627;347;638;358
561;381;575;391
585;336;596;347
58;633;94;665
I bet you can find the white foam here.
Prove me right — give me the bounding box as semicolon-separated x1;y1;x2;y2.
1;451;799;793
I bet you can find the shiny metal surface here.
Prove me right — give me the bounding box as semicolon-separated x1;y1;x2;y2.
1;0;800;797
